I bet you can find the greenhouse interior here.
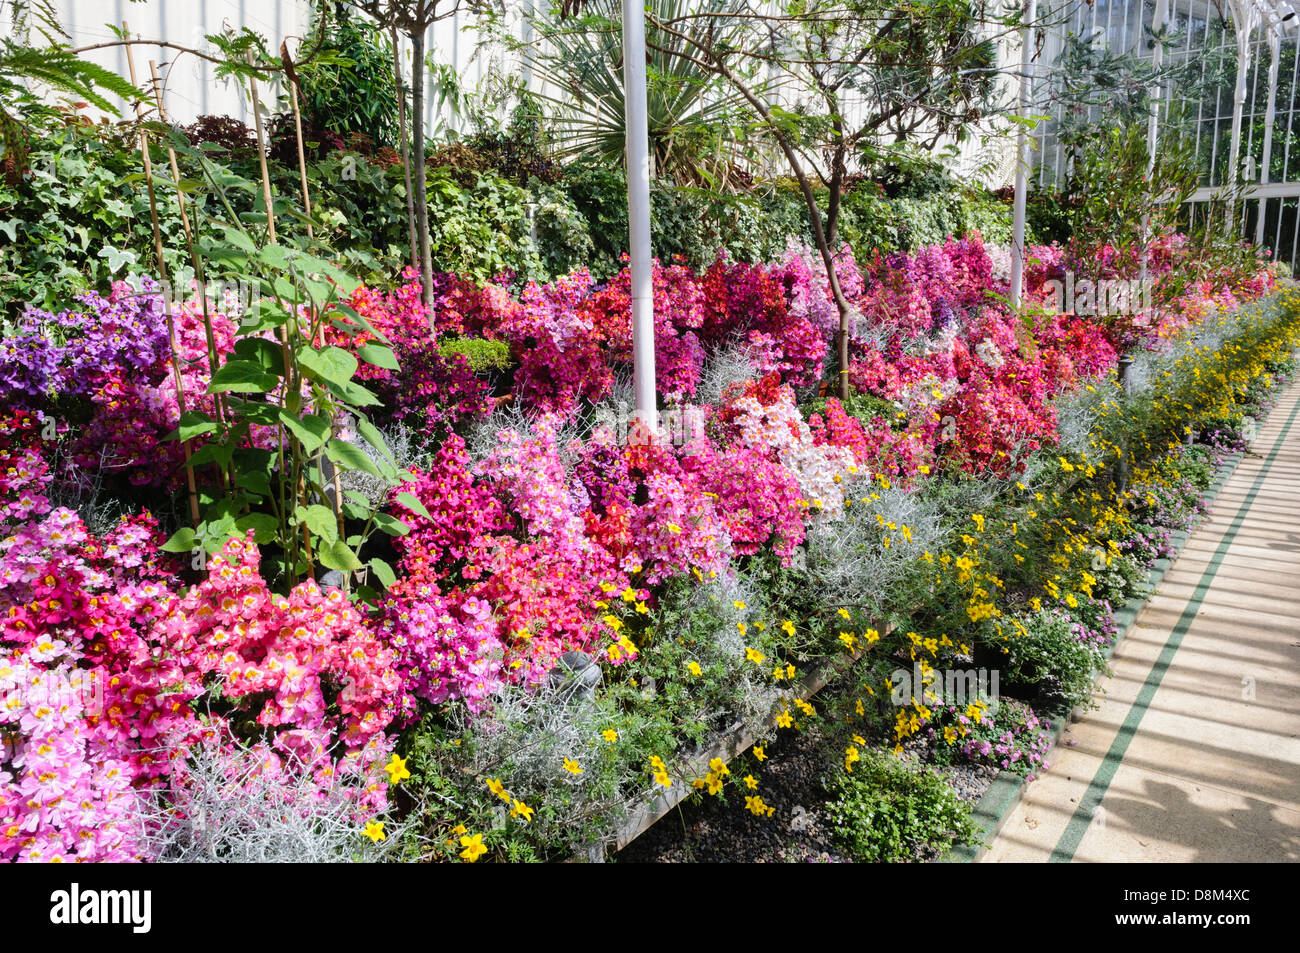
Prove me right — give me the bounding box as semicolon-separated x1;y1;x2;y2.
0;0;1297;882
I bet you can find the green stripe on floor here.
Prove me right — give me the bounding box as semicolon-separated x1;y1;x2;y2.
1048;390;1300;863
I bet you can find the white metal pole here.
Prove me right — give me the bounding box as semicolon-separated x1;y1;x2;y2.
1140;0;1169;302
1009;0;1037;311
623;0;657;431
1256;26;1280;245
1227;1;1255;234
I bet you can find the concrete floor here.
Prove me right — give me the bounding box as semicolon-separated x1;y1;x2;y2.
982;382;1300;863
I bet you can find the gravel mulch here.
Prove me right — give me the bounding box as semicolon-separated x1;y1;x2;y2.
615;723;998;863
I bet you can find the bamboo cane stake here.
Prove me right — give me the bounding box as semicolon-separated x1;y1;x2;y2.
149;60;232;496
280;41;314;241
123;24;201;528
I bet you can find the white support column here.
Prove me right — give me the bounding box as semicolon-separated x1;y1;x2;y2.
1009;0;1038;312
1141;0;1170;299
1228;0;1258;233
623;0;657;429
1147;0;1169;162
1256;25;1281;244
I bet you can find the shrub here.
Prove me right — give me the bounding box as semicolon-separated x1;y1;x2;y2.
823;750;978;862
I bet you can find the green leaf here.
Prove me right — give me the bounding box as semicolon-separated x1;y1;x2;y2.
296;344;359;386
369;557;396;589
298;503;339;543
208;358;280;394
318;539;363;572
326;438;381;478
325;377;381;407
234;512;279;544
278;409;331;453
354;415;394;462
356;343;399;370
374;512;410;537
161;526;196;553
97;244;136;274
257;243;292;270
234;336;285;375
331;303;391;345
395;491;431;520
240;297;293;333
187;441;235;469
169;410;218;443
221;225;259;255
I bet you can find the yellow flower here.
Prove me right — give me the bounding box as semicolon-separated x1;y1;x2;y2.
459;832;487;862
744;646;765;665
384;754;410;786
733;600;747;611
635;601;649;614
795;698;815;716
781;619;796;637
562;758;583;775
786;663;796;679
744;795;774;817
743;774;759;790
621;588;637;603
362;820;386;843
485;777;509;802
776;709;793;729
705;772;724;795
753;746;767;762
844;745;860;772
708;757;731;776
837;608;851;620
666;522;682;534
686;660;702;677
838;631;857;651
737;621;748;636
602;729;618;743
510;800;534;823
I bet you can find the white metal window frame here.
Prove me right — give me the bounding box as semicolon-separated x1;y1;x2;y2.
1031;0;1300;271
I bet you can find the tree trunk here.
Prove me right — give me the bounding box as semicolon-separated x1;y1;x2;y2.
691;53;855;399
411;24;434;312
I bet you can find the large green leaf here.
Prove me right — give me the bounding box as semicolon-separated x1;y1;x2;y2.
357;343;399;371
394;491;431;520
325;437;381;478
208;358;280;394
234;512;280;544
297;344;359;386
318;539;363;572
297;503;340;544
278;409;332;453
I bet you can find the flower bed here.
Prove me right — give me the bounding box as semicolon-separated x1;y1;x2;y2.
2;223;1294;862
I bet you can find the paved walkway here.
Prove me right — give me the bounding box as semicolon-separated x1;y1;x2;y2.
983;379;1300;863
